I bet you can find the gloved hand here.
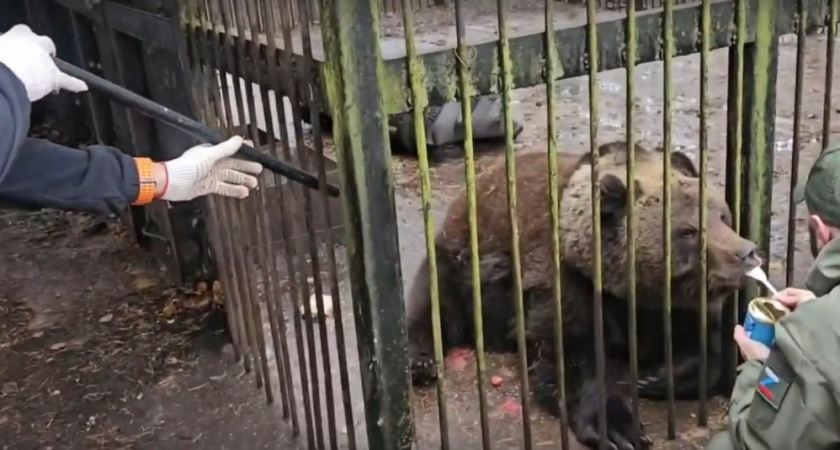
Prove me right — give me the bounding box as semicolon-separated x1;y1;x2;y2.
0;24;88;101
159;136;264;202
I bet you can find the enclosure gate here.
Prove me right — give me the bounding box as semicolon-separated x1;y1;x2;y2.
7;0;840;448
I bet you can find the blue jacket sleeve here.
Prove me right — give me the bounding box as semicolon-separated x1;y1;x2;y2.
0;62;140;215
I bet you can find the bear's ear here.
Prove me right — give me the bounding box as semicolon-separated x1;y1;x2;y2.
600;174;642;221
599;141;652;157
671;152;699;178
597;141;627;156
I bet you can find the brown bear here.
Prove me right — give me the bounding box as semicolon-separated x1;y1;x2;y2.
404;142;760;449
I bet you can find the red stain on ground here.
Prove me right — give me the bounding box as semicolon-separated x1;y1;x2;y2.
494;397;523;420
445;348;473;371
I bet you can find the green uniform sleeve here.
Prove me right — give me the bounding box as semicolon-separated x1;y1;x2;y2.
727;298;840;448
728;359;762;418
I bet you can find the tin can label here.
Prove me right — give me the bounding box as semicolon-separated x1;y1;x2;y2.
743;298;790;348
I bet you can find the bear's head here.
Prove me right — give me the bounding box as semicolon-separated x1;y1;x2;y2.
560;143;760;309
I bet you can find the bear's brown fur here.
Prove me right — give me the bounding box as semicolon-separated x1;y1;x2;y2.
405;142;760;449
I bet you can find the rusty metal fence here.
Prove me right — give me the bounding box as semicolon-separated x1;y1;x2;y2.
220;0;694;33
9;0;840;448
181;0;840;446
184;1;358;449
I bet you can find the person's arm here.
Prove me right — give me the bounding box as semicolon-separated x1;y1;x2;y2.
0;24;261;211
2;139;143;214
0;60;28;184
0;61;157;215
727;297;840;448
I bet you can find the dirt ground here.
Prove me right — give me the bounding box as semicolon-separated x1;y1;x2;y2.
2;2;840;449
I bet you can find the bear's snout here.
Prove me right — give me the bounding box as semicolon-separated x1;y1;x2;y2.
717;237;762;273
735;243;758;264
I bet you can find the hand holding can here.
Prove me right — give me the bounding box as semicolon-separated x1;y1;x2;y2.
733;325;771;361
772;287;816;310
743;297;791;348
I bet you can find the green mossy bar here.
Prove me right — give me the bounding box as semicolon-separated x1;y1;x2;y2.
319;0;414;448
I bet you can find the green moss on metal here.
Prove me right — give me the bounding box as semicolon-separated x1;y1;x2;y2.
747;0;776;258
489;49;500;94
378;1;751;113
379;58;413;115
509;36;548;90
337;14;375;204
417;50;459;105
320;2;345;156
184;1;837;121
495;7;533;442
548;32;565;80
739;0;780;302
320;0;413;448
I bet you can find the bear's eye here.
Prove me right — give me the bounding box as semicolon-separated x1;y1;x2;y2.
679;228;698;238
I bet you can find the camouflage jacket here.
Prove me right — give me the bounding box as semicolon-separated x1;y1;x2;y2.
726;237;840;448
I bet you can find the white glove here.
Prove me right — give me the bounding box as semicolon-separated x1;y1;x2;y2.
0;24;88;101
161;136;264;202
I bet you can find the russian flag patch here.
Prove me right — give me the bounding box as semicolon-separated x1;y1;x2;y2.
756;365;789;410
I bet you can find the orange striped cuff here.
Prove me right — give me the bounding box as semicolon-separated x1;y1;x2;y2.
132;157;156;206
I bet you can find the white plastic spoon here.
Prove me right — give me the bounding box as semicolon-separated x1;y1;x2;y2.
746;267;779;296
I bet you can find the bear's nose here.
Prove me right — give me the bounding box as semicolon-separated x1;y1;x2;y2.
735;244;757;262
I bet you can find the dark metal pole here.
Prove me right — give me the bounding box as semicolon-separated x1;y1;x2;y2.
55;57;340;197
320;0;412;447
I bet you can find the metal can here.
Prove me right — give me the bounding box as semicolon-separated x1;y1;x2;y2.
743;297;791;347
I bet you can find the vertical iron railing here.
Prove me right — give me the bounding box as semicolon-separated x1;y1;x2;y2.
722;0;783;392
321;0;413;449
